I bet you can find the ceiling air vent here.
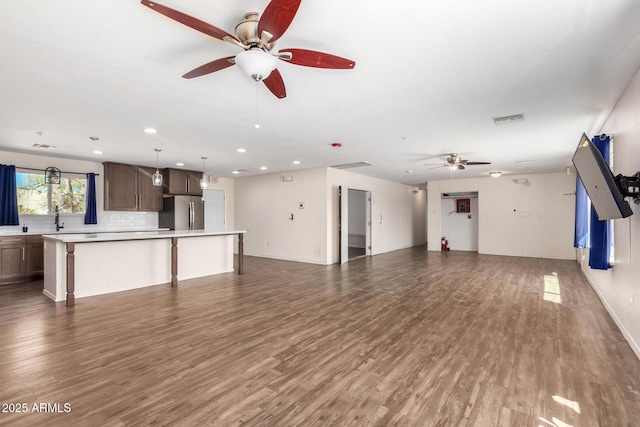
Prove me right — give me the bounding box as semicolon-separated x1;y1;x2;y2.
331;161;374;170
492;113;525;125
29;143;56;150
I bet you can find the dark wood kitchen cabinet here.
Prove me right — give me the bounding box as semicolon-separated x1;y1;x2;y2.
163;168;203;196
0;235;45;284
103;162;163;211
26;235;44;276
0;236;26;282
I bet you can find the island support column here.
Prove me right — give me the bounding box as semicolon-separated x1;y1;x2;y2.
171;237;178;287
66;242;75;307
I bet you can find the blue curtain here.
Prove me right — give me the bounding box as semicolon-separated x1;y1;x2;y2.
84;173;98;224
588;135;612;270
0;164;19;226
574;177;589;248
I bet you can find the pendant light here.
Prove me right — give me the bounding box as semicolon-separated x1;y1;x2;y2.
152;149;163;186
200;156;208;189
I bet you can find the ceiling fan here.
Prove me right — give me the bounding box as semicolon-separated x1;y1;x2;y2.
141;0;356;99
425;153;492;170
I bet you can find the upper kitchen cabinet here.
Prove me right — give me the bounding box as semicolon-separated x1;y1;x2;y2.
103;162;163;211
163;168;203;196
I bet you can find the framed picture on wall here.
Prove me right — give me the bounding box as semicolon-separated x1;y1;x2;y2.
456;198;470;213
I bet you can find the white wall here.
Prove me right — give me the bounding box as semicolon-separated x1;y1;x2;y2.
327;168;426;264
428;173;575;259
0;150;158;233
579;67;640;360
441;197;478;251
234;167;328;264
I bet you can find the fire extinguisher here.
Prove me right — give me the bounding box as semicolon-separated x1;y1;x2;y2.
441;237;446;251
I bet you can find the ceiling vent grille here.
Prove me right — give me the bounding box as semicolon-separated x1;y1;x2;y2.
331;161;374;169
492;113;525;125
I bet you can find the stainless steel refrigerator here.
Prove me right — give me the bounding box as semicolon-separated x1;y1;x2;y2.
159;196;204;230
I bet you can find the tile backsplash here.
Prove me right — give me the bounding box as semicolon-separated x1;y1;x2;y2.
1;212;159;234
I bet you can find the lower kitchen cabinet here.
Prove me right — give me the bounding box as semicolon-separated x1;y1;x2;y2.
0;235;44;284
0;236;26;282
26;235;44;276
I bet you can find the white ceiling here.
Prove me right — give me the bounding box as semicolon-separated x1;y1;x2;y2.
2;0;640;185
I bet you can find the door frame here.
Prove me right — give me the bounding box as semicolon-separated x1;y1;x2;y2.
339;186;372;264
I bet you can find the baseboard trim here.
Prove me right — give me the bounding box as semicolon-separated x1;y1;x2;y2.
581;267;640;362
42;289;60;302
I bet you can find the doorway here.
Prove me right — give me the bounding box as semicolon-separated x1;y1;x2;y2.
440;191;479;251
339;187;372;264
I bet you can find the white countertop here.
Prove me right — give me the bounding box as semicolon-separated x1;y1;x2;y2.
0;227;169;237
42;229;246;243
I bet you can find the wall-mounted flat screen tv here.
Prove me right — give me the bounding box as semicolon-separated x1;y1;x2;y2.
572;133;633;220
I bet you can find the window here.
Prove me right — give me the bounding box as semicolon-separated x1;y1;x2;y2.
17;171;86;214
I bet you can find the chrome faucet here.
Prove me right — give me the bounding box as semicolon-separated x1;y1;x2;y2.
54;205;64;231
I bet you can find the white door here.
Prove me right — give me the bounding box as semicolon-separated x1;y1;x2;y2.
204;189;225;232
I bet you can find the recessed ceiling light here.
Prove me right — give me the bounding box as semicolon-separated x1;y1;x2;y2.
489;171;502;177
237;148;246;153
232;170;240;174
92;150;103;155
144;128;157;134
293;160;301;165
260;166;267;170
176;162;184;166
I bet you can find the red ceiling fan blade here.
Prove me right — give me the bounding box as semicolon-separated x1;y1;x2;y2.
278;48;355;69
141;0;239;43
263;69;286;99
182;56;235;79
257;0;301;43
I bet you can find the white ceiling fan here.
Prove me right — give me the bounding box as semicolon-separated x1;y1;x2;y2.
425;153;492;171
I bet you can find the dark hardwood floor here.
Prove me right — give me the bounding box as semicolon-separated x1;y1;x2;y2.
1;248;639;426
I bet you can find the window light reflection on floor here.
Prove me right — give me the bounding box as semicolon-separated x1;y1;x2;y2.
543;273;562;304
552;395;581;414
539;416;574;427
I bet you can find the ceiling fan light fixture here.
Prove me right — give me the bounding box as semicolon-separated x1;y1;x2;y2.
235;49;277;82
489;171;502;177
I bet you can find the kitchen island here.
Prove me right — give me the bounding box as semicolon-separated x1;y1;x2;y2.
43;230;245;306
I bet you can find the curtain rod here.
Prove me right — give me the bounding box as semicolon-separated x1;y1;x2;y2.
16;166;100;176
